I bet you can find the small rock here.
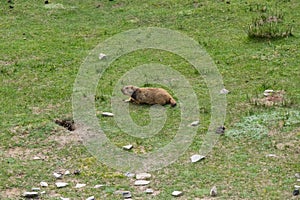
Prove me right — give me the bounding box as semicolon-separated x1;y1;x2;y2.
297;179;300;182
295;185;300;189
145;188;154;194
33;156;42;160
74;169;81;175
215;126;225;134
23;192;39;198
220;88;230;94
210;185;217;197
190;120;200;126
86;196;95;200
122;191;132;198
40;191;46;194
75;183;86;188
102;112;114;117
190;154;205;163
134;180;150;186
31;187;40;191
99;53;107;60
60;197;70;200
266;154;278;158
94;184;105;188
56;182;68;188
136;172;151;180
263;89;274;97
295;173;300;179
64;170;71;175
171;191;183;197
53;172;63;179
40;181;48;187
123;144;133;150
293;189;299;196
124;172;135;178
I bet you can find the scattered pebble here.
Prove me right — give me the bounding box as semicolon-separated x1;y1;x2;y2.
136;172;151;180
40;191;46;194
210;186;217;197
295;173;300;179
190;154;205;163
40;181;48;187
263;89;274;97
220;88;230;94
31;187;40;191
60;197;70;200
266;154;278;158
122;191;132;198
134;180;150;186
53;172;63;179
102;112;114;117
145;188;154;194
75;183;86;188
297;179;300;182
55;182;68;188
74;169;81;175
64;170;71;175
295;185;300;189
215;126;225;134
33;156;42;160
190;120;200;126
123;144;133;150
86;196;95;200
124;172;135;178
99;53;107;60
171;191;183;197
94;184;105;188
23;192;39;198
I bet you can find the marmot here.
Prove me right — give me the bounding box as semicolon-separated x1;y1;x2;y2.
121;85;177;107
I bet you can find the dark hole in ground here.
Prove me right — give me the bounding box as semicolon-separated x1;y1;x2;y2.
55;119;75;131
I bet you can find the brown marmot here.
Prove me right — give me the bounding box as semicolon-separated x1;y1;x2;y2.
121;85;177;107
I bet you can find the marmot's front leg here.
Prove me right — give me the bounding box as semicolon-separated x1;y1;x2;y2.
124;97;140;104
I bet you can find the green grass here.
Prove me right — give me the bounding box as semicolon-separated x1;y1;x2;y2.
1;0;300;199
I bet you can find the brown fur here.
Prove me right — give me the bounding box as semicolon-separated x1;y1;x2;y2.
121;85;176;107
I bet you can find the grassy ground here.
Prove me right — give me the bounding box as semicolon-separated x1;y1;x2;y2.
1;0;300;199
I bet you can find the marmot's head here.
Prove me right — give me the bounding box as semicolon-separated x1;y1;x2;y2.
121;85;139;96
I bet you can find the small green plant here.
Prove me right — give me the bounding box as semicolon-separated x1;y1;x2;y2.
247;11;293;39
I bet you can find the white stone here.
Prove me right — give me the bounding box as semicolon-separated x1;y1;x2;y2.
40;191;46;194
33;156;42;160
295;185;300;189
40;181;48;187
210;186;217;197
145;188;154;194
102;112;114;117
86;196;95;200
220;88;230;94
31;187;40;191
171;191;183;197
60;197;70;200
134;180;150;186
124;172;135;178
136;172;151;180
123;144;133;150
190;154;205;163
23;192;39;198
297;179;300;182
64;170;71;175
264;89;274;96
75;183;86;188
266;154;278;158
94;184;105;188
99;53;107;60
53;172;63;179
56;182;68;188
190;120;200;126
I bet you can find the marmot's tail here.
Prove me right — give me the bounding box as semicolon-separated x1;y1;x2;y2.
170;98;177;107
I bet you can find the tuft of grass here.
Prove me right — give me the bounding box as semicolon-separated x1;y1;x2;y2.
247;10;293;39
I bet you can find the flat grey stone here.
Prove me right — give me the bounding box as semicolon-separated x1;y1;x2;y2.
123;144;133;150
171;191;183;197
190;154;205;163
55;182;68;188
99;53;107;60
124;172;135;178
190;121;200;126
145;188;154;194
23;192;39;198
53;172;63;179
40;181;48;187
102;112;114;117
134;180;150;186
94;184;105;188
31;187;40;191
136;172;151;180
210;186;217;197
86;196;95;200
75;183;86;188
220;88;230;94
